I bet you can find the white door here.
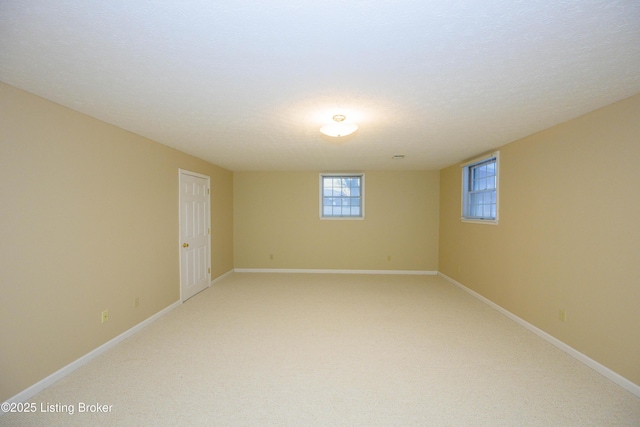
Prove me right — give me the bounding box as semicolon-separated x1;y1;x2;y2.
179;170;211;301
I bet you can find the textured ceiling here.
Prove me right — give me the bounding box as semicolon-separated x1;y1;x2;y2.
1;1;639;171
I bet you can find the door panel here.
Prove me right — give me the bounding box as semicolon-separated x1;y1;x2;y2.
180;171;210;301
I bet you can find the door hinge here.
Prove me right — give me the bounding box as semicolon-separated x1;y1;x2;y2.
207;188;210;195
208;228;211;235
208;267;211;274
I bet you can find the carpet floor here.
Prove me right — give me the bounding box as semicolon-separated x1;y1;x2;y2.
3;273;639;426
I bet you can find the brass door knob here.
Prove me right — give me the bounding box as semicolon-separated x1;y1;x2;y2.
183;243;189;248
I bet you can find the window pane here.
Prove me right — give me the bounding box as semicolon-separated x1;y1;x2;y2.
473;177;487;191
321;174;363;218
463;156;497;221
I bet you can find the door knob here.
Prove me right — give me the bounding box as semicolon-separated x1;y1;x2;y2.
183;243;189;248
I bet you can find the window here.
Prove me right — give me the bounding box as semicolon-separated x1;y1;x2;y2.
320;174;364;219
462;152;499;223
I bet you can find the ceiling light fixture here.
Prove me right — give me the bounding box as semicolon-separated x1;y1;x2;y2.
320;114;358;137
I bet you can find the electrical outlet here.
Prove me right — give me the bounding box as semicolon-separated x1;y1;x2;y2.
101;310;109;323
559;309;567;323
134;297;140;308
269;254;274;260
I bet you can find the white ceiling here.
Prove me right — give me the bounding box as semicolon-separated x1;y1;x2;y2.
1;1;639;171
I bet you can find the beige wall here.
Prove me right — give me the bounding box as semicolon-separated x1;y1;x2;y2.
234;171;439;271
3;75;637;401
439;94;640;386
0;83;234;401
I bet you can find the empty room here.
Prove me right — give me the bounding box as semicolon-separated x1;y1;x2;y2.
1;1;639;425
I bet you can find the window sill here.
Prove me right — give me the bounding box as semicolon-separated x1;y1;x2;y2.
320;216;365;220
461;218;499;225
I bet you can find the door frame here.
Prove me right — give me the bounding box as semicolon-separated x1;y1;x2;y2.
178;169;211;302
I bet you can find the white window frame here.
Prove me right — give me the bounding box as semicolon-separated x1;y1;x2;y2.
319;173;365;220
461;151;499;225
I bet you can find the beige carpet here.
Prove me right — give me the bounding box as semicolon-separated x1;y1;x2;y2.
3;273;639;426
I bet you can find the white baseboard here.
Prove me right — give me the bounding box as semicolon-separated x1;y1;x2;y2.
4;269;230;408
211;269;234;285
6;269;637;407
3;299;182;407
234;268;438;275
438;272;640;398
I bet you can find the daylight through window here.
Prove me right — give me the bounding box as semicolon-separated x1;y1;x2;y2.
462;152;499;223
320;174;364;219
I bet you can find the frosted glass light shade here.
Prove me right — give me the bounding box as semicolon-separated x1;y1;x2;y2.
320;115;358;137
320;122;358;137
